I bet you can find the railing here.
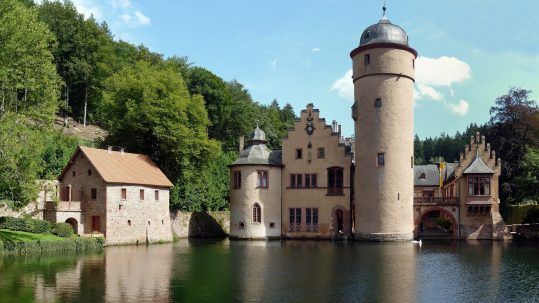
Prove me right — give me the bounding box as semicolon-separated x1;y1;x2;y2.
414;197;460;206
45;201;82;211
288;224;319;232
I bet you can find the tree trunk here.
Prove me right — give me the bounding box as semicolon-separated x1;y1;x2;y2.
83;86;88;127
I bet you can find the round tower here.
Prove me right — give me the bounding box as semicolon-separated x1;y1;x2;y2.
351;9;417;241
229;124;282;239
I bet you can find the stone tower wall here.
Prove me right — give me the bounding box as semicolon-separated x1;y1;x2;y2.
229;165;282;239
352;47;416;240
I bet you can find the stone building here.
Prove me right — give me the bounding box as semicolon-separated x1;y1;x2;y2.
229;10;509;241
45;146;173;245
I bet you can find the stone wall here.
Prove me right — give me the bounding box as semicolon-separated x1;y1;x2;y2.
170;211;230;238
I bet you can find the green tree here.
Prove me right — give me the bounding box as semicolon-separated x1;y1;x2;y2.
414;135;424;165
0;0;61;121
514;147;539;203
486;87;539;203
100;61;220;210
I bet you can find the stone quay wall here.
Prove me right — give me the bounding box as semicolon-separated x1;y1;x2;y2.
170;211;230;238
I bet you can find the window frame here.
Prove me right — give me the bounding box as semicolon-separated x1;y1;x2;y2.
90;188;97;200
295;148;303;159
327;167;344;195
252;203;262;224
139;189;145;201
467;175;491;196
317;148;325;159
257;170;269;189
121;188;127;200
232;171;241;189
155;190;159;201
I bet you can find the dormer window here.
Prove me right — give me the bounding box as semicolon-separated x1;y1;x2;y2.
467;176;491;196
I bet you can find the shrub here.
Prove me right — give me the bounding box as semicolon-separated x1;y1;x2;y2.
52;223;74;237
434;217;453;230
29;219;53;234
0;217;32;232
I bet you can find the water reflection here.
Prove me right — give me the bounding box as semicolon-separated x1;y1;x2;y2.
0;240;538;302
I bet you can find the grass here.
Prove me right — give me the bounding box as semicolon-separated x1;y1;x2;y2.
0;229;104;255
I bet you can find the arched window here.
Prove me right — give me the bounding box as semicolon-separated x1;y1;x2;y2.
252;203;261;223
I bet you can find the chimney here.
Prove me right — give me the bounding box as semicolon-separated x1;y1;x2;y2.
332;120;338;133
107;146;112;154
239;136;245;152
338;124;342;135
120;147;125;155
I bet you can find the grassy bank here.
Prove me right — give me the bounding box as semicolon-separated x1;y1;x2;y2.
0;229;104;255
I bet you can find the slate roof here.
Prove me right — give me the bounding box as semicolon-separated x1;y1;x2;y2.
463;151;495;174
414;165;440;187
59;146;173;187
230;144;282;166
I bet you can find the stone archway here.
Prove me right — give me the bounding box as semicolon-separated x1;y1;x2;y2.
65;218;78;234
415;207;458;238
331;205;350;238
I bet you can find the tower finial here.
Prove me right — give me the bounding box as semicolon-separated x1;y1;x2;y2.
256;120;259;128
382;0;387;17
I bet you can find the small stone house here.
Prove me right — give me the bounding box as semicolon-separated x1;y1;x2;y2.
47;146;173;245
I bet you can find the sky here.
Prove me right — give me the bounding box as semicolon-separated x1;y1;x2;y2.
63;0;539;138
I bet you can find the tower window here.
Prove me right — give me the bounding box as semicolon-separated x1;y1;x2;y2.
257;170;269;188
377;153;385;166
374;98;382;108
296;148;303;159
252;203;261;223
233;171;241;189
364;54;371;66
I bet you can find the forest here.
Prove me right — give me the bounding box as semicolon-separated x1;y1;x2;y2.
0;0;537;212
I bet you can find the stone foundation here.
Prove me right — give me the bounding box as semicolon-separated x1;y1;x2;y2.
170;211;229;238
354;232;414;241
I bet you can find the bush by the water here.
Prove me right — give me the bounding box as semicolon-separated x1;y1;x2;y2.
503;203;539;224
0;233;104;255
434;217;453;230
0;217;74;237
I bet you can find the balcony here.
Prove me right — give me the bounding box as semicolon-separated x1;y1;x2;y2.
413;197;460;206
45;201;82;211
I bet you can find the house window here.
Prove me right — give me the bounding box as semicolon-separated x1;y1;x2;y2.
296;148;303;159
306;208;319;232
364;54;370;65
305;174;317;188
233;171;241;189
289;208;301;231
154;190;159;201
290;174;302;188
121;188;127;200
91;188;97;200
377;153;385;166
239;221;245;229
257;171;269;188
139;189;145;200
467;176;491;196
374;98;382;108
317;148;325;159
252;203;261;223
88;169;92;176
327;167;344;195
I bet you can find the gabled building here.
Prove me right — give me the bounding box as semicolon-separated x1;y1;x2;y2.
45;146;173;245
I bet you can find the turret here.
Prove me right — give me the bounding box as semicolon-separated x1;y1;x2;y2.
351;6;417;241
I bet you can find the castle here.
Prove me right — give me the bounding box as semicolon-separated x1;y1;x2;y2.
229;12;509;241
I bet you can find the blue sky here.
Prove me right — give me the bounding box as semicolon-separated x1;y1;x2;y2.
67;0;539;138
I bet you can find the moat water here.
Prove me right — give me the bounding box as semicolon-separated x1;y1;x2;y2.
0;240;538;303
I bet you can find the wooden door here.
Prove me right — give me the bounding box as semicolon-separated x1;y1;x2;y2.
92;216;100;233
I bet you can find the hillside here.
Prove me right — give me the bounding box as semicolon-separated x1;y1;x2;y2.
53;115;107;142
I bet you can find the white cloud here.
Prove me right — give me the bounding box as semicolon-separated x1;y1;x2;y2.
72;0;103;20
415;56;471;86
311;48;321;53
330;55;472;116
271;59;278;70
119;13;131;23
134;11;151;25
331;69;354;100
446;100;469;116
111;0;131;8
